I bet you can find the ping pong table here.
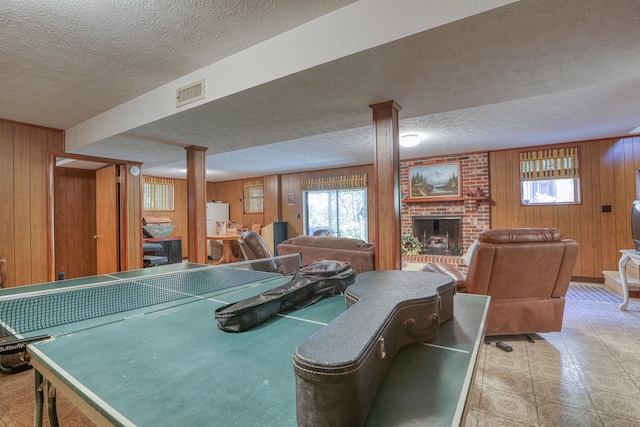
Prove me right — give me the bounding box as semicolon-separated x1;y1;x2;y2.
0;260;489;427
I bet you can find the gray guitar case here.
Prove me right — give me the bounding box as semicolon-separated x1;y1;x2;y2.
293;270;455;427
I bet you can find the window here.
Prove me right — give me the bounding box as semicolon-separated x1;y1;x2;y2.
301;174;368;240
520;147;580;205
243;179;264;213
143;177;174;211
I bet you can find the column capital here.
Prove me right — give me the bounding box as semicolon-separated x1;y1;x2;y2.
184;145;208;152
369;100;402;112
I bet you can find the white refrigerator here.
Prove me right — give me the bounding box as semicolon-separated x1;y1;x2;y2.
206;202;229;259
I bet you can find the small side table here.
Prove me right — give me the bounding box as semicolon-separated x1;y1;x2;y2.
617;249;639;310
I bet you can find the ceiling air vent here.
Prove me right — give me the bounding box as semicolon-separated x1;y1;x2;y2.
176;79;205;107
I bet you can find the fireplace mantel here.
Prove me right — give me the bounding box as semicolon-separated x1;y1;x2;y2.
404;196;488;203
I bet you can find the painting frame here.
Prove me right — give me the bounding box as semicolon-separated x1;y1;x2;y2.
287;192;296;206
409;162;461;200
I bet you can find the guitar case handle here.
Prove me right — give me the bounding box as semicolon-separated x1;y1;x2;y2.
405;313;440;338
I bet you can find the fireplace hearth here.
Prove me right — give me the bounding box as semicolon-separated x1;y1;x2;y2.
412;216;462;256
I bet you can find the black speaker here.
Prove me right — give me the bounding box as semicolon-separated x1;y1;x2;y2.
153;239;183;264
272;222;288;256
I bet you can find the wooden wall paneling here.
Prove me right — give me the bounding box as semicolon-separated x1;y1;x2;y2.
592;141;606;277
124;166;142;270
538;205;553;230
208;180;243;224
48;128;64;152
623;138;637;241
287;171;304;236
486;152;496;223
620;137;637;255
293;172;305;236
611;139;629;253
72;170;85;277
0;122;14;286
524;202;538;229
568;200;582;260
588;141;604;277
13;125;31;286
242;214;263;228
577;142;595;276
553;205;571;239
489;141;613;277
82;170;97;276
208;182;220;201
292;173;304;236
232;180;243;212
364;165;376;242
497;150;509;228
233;180;246;224
488;151;504;227
623;138;635;201
54;169;70;279
174;179;188;257
627;137;640;200
29;127;49;282
598;140;617;270
0;121;63;286
262;174;280;226
510;150;524;227
281;172;303;236
208;182;225;204
508;150;525;228
491;149;525;229
47;129;65;278
279;174;291;231
635;136;640;184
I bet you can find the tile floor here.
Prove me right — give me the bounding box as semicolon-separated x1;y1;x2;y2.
1;283;639;426
465;285;640;426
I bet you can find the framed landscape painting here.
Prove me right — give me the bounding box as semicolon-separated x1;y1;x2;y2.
409;162;461;199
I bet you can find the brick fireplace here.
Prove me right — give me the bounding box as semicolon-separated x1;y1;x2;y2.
400;152;490;267
413;215;463;256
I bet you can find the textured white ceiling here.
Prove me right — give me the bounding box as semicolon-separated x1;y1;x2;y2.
3;0;640;181
0;0;355;128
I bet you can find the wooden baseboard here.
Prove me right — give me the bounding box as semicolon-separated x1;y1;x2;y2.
571;276;604;284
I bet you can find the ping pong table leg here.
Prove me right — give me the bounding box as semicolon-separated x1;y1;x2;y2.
47;383;59;427
34;369;60;427
34;369;44;427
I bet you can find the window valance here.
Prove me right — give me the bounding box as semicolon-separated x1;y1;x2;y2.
520;147;579;181
300;174;367;191
243;179;264;188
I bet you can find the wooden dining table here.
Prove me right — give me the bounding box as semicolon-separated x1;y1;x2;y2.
207;234;241;265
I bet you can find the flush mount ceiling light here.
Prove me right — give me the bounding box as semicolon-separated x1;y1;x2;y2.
400;134;420;147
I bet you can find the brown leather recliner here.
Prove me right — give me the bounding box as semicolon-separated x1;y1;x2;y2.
423;228;579;336
237;230;280;273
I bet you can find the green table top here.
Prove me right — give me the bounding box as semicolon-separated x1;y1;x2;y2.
12;264;489;426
